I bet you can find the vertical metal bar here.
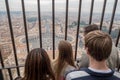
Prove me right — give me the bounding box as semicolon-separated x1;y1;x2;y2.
0;50;4;68
21;0;30;53
75;0;82;60
100;0;107;30
5;0;20;76
8;69;13;80
0;70;4;80
108;0;118;34
89;0;94;25
118;66;120;72
116;29;120;71
65;0;69;40
115;29;120;47
37;0;42;48
52;0;55;59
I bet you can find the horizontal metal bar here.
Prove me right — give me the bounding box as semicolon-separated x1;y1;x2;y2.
5;0;20;76
0;65;24;70
21;0;30;53
100;0;107;30
108;0;118;34
75;0;82;60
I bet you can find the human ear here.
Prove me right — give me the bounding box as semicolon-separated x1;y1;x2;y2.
85;47;89;55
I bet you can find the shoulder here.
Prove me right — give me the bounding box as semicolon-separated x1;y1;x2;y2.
113;71;120;78
52;59;58;67
51;60;58;72
65;65;76;71
111;43;119;54
64;63;76;72
108;43;120;68
63;64;76;76
66;70;89;80
76;53;89;68
14;76;22;80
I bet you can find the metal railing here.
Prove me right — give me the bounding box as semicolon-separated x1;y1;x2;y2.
0;0;120;80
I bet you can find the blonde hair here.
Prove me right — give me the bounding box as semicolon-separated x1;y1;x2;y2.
85;30;112;61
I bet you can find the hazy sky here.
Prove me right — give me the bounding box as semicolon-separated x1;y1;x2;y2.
0;0;120;14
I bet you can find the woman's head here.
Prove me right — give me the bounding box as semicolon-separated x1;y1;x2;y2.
55;40;75;80
58;40;74;62
23;48;55;80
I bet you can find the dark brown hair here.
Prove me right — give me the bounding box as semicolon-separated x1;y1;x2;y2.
55;40;75;80
84;24;99;35
22;48;55;80
85;30;112;61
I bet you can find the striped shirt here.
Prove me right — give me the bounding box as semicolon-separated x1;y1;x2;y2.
66;68;120;80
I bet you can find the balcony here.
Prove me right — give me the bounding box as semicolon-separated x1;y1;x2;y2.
0;0;120;80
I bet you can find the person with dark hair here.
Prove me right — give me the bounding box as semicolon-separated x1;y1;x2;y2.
66;30;120;80
15;48;55;80
77;24;120;70
84;24;99;35
53;40;76;80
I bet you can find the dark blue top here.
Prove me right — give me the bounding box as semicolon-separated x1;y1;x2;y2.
66;68;120;80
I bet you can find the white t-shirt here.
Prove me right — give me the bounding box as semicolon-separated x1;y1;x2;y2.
88;67;112;73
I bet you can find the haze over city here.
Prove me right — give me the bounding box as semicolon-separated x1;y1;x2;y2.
0;0;120;14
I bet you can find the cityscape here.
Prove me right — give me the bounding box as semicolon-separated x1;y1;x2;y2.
0;9;120;80
0;11;120;65
0;0;120;79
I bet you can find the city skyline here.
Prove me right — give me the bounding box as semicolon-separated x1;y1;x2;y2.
0;0;120;14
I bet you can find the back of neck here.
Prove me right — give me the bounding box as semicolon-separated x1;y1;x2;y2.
89;58;109;70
